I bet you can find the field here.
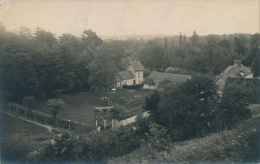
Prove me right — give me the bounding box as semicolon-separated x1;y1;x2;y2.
0;111;54;163
33;89;149;126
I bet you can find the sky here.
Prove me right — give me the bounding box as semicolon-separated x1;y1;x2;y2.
0;0;259;37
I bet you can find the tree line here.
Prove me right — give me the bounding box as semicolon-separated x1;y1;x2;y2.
0;23;142;102
1;22;259;104
139;31;260;76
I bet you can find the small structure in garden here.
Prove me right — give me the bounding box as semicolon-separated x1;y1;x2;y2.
111;88;117;93
94;106;118;130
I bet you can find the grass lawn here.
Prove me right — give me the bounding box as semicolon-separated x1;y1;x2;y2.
0;111;53;163
33;89;149;126
109;88;148;110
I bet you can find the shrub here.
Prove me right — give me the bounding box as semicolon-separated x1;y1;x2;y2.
123;84;144;89
47;99;64;119
143;78;155;85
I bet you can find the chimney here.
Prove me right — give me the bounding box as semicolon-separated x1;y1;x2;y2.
234;60;241;67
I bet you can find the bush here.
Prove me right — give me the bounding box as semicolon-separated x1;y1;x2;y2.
143;78;155;85
41;126;142;163
123;84;144;89
108;115;259;163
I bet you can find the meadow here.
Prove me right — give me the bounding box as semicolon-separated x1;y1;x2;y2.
33;89;149;126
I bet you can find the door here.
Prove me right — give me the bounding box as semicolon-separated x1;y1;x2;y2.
133;80;136;85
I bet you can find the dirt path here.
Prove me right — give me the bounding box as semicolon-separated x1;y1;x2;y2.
0;109;59;135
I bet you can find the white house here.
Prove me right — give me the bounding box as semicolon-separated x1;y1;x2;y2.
116;60;145;87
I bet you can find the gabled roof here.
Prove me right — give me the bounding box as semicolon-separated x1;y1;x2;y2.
130;61;145;72
148;71;191;83
116;76;122;82
118;71;134;80
215;63;252;90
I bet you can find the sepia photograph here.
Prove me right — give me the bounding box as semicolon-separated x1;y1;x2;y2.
0;0;259;163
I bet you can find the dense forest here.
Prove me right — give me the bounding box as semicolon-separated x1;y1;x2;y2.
0;22;259;103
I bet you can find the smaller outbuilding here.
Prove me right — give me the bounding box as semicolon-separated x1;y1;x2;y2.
148;71;191;86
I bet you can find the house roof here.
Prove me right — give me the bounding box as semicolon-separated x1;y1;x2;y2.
215;63;252;90
148;71;191;83
118;71;134;80
116;76;122;82
131;61;145;72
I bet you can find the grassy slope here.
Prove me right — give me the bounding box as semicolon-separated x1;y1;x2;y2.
108;105;260;163
0;111;54;163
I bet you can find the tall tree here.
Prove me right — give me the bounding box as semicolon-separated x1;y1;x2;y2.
87;45;117;92
252;52;260;77
190;30;199;46
220;78;254;128
179;33;183;46
234;35;247;55
183;35;186;45
3;53;39;101
81;29;103;57
145;75;219;140
47;98;64;119
19;26;32;39
22;96;36;111
139;40;169;71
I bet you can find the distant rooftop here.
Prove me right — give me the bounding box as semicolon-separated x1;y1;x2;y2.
215;60;252;90
118;71;134;81
148;71;191;83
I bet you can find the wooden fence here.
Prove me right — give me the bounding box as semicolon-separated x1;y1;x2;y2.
2;101;95;133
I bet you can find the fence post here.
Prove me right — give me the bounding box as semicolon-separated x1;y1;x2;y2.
8;104;10;109
112;119;114;129
68;120;71;130
16;107;19;113
104;120;106;129
24;110;27;117
35;114;37;120
115;119;118;130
